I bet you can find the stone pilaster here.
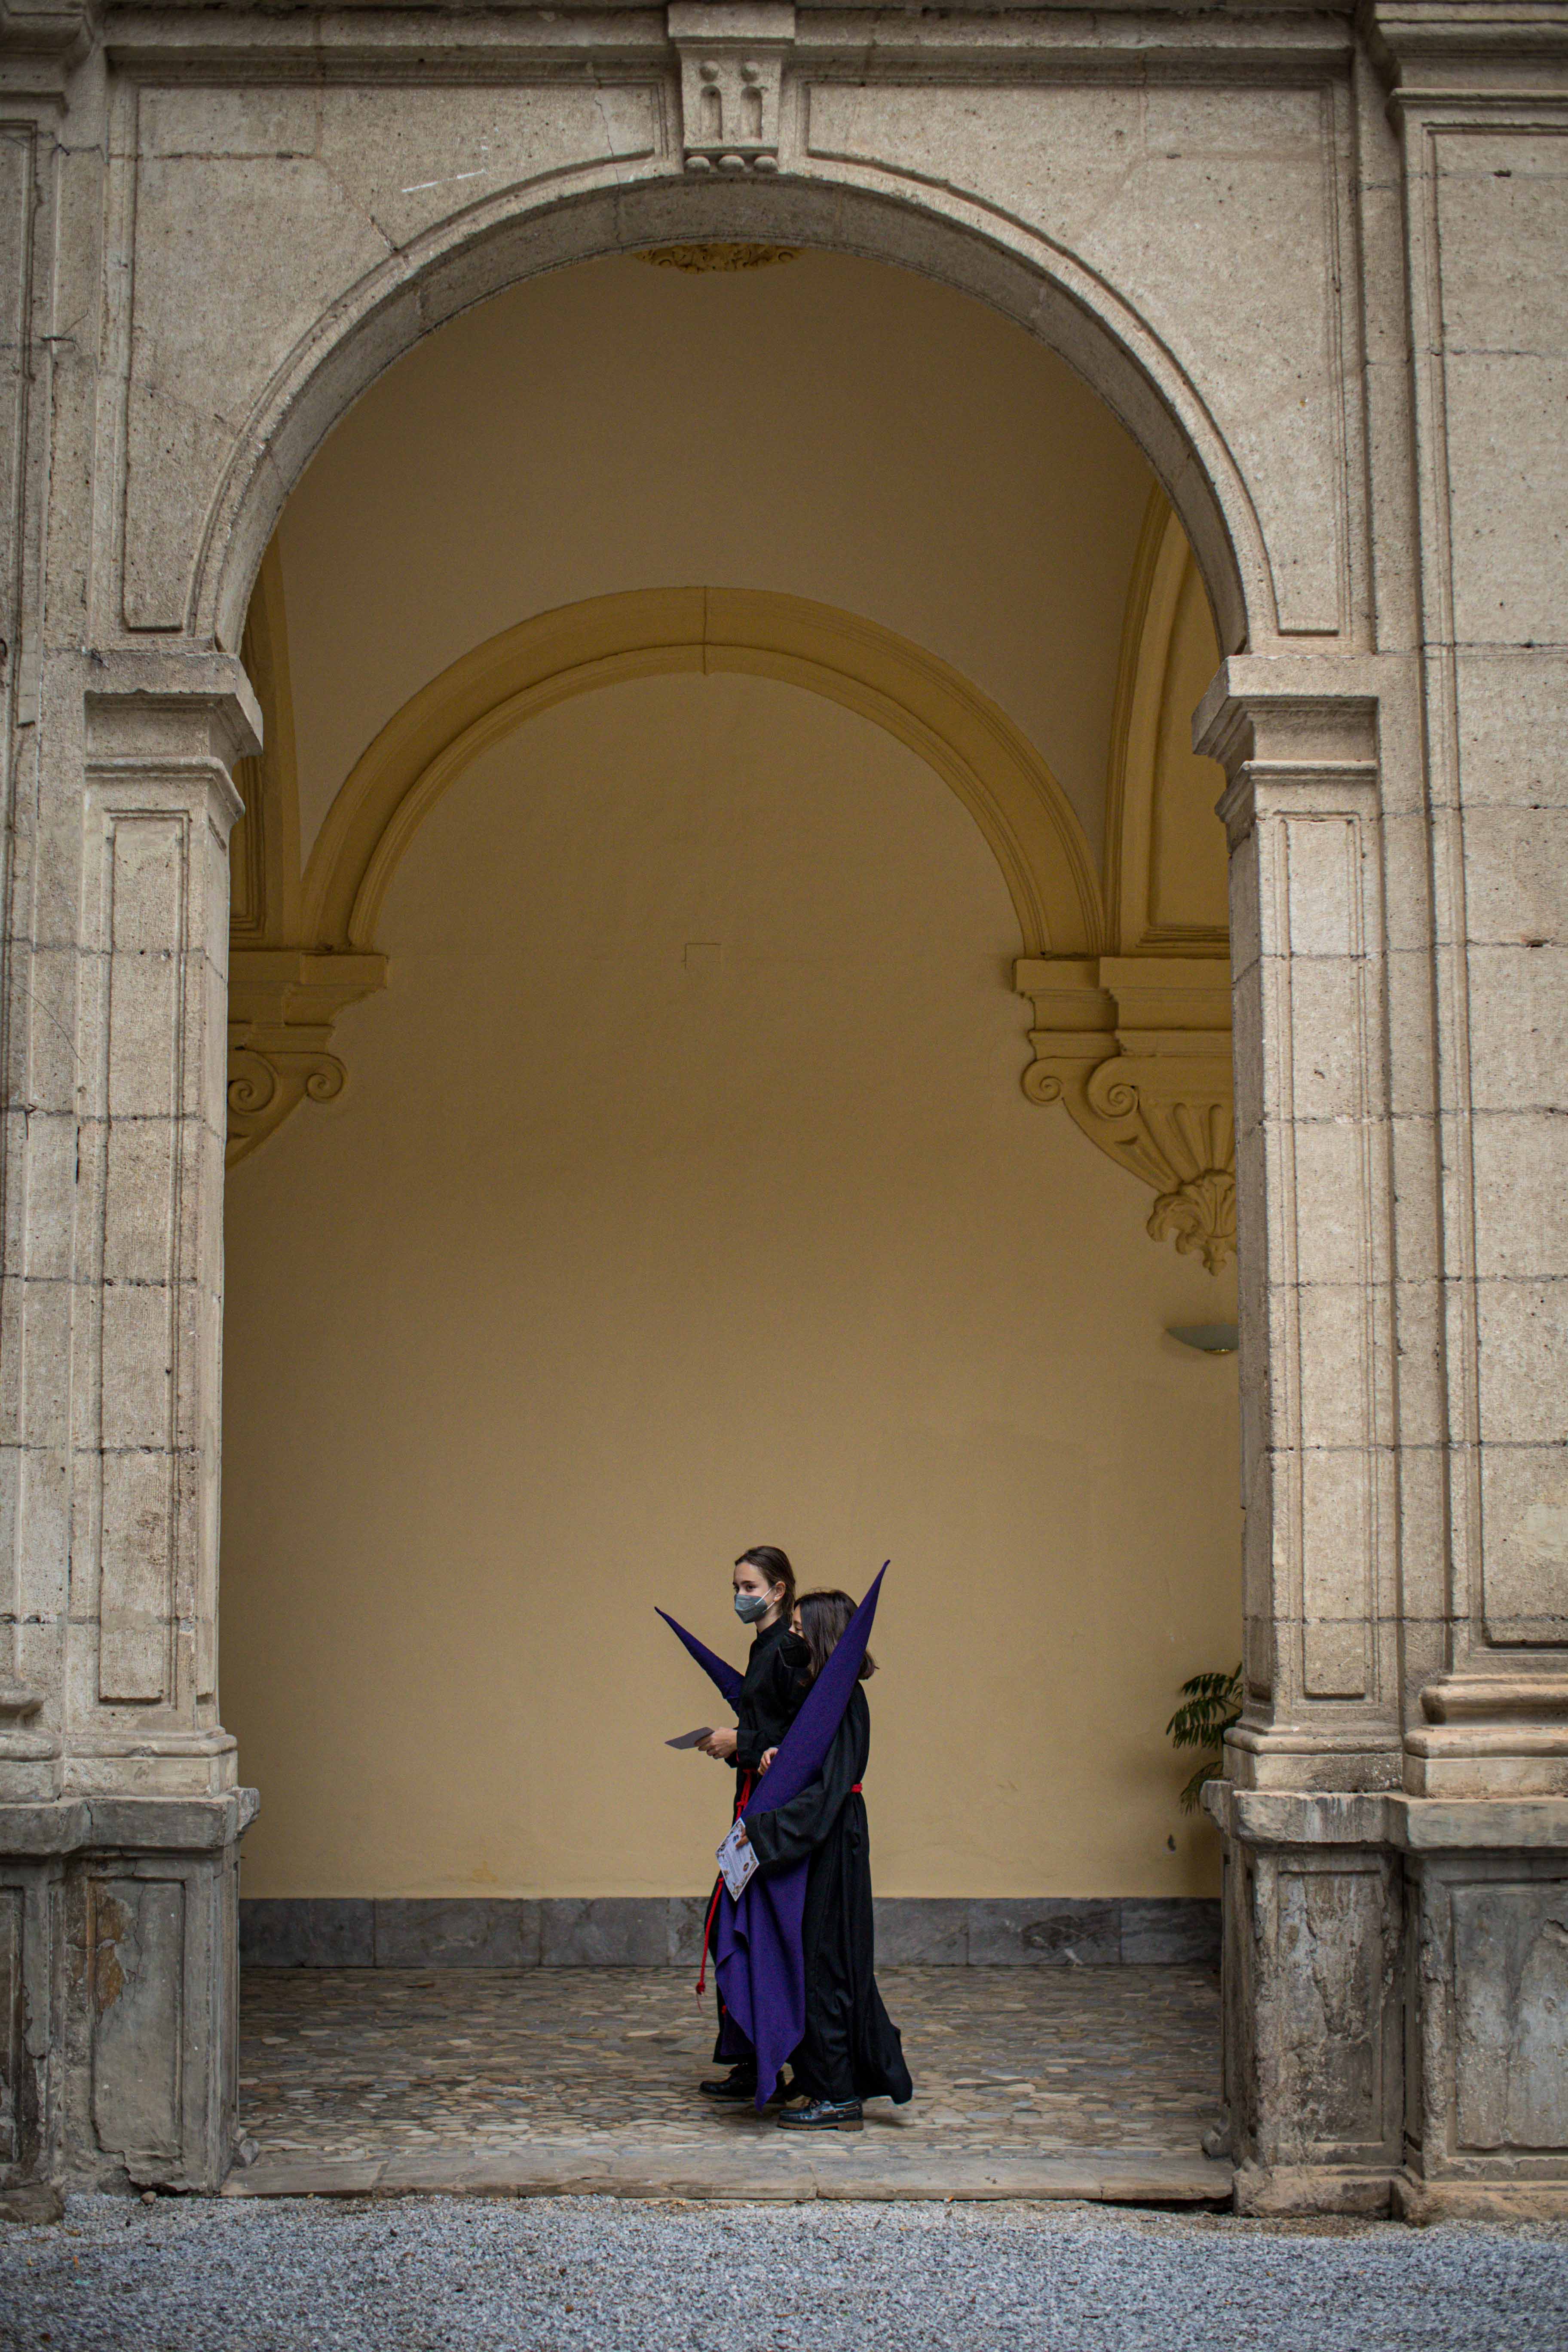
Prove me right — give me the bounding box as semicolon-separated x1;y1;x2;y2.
1396;1800;1568;2219
1370;0;1568;1799
0;657;260;2188
1197;662;1406;1794
65;662;257;1799
1198;639;1568;2214
0;1790;256;2192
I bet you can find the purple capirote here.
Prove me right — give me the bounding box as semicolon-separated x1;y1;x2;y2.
657;1566;888;2110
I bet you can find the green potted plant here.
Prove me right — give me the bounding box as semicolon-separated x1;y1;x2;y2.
1167;1666;1243;1810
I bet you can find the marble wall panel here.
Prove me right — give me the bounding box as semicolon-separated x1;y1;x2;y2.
1453;1881;1568;2153
1270;1859;1395;2161
0;1885;20;2167
87;1877;184;2167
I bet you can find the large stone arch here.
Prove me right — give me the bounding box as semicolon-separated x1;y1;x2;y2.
200;175;1261;664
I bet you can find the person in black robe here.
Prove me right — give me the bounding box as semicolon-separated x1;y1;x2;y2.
744;1586;913;2131
695;1545;810;2101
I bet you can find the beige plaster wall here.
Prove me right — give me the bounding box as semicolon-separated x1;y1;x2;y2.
223;668;1240;1901
1150;556;1231;937
275;251;1157;875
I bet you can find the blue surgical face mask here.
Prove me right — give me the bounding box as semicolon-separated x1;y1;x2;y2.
734;1589;772;1625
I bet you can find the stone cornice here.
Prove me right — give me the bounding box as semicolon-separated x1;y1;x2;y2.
1362;0;1568;100
0;0;95;61
1211;1783;1568;1850
98;0;1356;75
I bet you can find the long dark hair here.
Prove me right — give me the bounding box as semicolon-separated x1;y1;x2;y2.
796;1587;876;1685
735;1545;796;1619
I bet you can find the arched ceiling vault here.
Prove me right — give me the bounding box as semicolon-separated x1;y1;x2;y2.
230;536;1236;1273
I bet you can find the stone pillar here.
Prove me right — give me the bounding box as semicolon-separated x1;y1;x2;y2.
1196;661;1416;2213
1374;0;1568;1799
0;658;259;2191
1376;0;1568;2220
1199;662;1406;1799
1200;0;1568;2207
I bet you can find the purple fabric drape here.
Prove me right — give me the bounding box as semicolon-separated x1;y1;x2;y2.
659;1566;888;2107
655;1608;745;1711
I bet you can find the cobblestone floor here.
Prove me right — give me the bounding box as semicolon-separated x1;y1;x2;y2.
239;1965;1221;2165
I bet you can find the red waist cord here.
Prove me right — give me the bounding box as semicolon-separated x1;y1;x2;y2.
697;1772;752;1997
695;1780;864;1996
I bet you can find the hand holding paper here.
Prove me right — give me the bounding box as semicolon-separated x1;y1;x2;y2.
717;1816;758;1900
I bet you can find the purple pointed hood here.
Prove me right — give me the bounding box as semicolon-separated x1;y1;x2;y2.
660;1568;888;2108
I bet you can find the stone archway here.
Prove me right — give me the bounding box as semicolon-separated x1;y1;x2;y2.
196;173;1262;668
5;3;1558;2222
4;147;1322;2197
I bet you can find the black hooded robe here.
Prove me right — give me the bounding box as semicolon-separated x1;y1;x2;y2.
744;1684;913;2106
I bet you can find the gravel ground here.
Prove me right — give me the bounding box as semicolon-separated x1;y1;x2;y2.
3;2194;1566;2352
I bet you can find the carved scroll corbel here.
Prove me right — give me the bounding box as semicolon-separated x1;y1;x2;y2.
228;1041;348;1161
1017;955;1236;1273
227;948;386;1166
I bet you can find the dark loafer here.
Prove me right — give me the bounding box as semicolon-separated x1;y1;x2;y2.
776;2097;863;2132
698;2067;759;2101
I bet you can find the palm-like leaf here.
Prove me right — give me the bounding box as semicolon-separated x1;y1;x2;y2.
1167;1664;1243;1812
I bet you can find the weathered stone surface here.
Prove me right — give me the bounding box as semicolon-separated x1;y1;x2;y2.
664;1896;711;1968
0;1799;251;2193
968;1900;1121;1967
874;1899;969;1966
241;1900;373;1969
1121;1899;1221;1967
0;2183;64;2224
374;1900;542;1970
1452;1882;1568;2152
1393;2173;1568;2226
539;1900;671;1968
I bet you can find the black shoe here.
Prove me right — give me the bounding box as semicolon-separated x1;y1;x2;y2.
699;2067;758;2101
777;2097;863;2132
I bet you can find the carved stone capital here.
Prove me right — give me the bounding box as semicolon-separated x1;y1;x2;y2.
227;948;386;1165
1016;954;1235;1271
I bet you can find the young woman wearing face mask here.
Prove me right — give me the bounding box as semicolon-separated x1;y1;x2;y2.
694;1545;811;2104
744;1587;913;2132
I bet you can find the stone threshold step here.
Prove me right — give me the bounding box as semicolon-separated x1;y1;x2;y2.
222;2147;1234;2206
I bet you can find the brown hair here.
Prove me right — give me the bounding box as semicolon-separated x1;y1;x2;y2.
795;1587;876;1685
734;1545;796;1620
